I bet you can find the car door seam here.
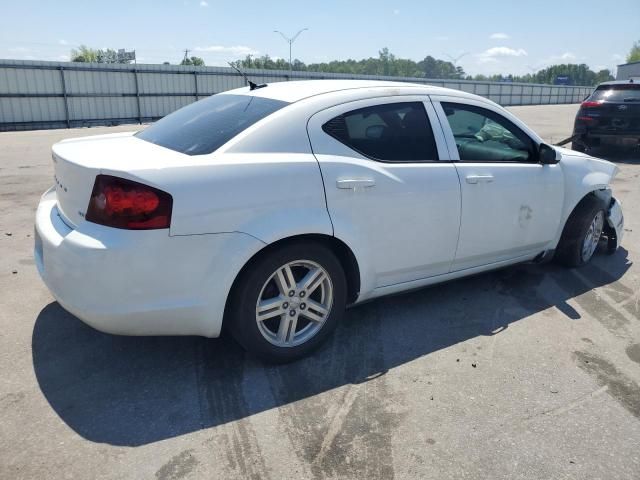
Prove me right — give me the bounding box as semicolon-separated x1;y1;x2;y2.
305;115;335;236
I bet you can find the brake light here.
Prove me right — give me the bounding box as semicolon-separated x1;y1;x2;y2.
86;175;172;230
581;101;603;108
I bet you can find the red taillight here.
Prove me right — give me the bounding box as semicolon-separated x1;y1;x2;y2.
581;100;603;108
86;175;172;230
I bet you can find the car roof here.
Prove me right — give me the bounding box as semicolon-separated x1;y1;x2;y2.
595;79;638;87
219;79;471;103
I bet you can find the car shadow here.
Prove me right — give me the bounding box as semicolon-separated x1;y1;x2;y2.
32;248;632;447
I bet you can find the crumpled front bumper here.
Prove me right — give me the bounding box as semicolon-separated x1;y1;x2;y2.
607;197;624;248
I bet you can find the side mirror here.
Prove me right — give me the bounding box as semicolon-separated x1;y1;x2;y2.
539;143;559;165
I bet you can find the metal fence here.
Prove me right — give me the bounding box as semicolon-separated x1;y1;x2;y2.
0;59;594;132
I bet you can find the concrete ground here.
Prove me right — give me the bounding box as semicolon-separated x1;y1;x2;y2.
1;104;639;480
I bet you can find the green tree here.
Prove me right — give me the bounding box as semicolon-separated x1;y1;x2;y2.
70;45;132;63
236;49;462;79
628;41;640;63
70;45;98;62
180;56;205;66
594;69;615;84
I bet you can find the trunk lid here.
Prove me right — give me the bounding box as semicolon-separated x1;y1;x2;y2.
51;131;190;227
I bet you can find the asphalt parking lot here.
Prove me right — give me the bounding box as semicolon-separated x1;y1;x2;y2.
1;104;639;479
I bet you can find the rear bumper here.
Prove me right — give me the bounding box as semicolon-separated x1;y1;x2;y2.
575;131;640;147
35;188;264;337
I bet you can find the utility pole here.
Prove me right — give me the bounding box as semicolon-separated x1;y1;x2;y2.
183;49;190;64
273;28;308;79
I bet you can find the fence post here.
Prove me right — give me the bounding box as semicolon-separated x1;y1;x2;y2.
59;66;70;128
133;67;141;124
194;70;198;101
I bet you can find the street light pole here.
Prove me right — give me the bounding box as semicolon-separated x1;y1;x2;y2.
444;52;469;67
274;28;308;79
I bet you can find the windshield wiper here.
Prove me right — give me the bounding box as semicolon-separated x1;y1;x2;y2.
228;62;267;91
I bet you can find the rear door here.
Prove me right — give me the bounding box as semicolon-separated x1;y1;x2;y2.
307;96;461;290
432;95;564;271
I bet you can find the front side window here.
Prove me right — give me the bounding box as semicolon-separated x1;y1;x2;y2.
441;102;535;162
136;94;289;155
322;102;439;161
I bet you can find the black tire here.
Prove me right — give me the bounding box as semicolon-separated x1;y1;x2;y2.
555;195;606;268
228;241;347;363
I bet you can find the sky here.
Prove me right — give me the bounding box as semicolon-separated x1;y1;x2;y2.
0;0;638;76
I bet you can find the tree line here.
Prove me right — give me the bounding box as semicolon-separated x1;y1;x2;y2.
69;42;640;86
234;48;614;86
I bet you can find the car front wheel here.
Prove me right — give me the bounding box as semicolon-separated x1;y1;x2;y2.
555;196;605;268
228;241;346;363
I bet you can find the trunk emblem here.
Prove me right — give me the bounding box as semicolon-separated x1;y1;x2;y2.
617;105;628;110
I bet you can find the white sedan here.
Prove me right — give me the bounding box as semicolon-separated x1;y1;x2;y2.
35;80;624;362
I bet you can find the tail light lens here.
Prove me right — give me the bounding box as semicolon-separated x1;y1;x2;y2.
581;101;603;108
577;100;602;125
86;175;172;230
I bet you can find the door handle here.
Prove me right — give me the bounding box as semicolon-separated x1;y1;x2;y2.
465;174;494;184
336;178;376;189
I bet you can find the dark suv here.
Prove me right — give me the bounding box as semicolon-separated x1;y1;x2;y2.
572;80;640;152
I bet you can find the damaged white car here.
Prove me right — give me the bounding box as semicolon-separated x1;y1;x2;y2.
35;80;624;362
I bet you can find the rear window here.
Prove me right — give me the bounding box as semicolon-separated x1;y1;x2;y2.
590;84;640;102
136;94;288;155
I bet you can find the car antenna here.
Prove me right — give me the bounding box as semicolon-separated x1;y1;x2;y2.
227;62;267;91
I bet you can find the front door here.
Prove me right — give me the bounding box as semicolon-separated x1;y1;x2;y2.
432;96;563;271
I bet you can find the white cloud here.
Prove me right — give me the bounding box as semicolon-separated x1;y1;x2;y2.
58;39;68;46
539;52;580;66
199;0;208;6
435;35;449;41
489;33;510;40
393;9;400;15
551;52;577;62
8;46;30;53
612;53;624;64
194;45;259;56
477;46;527;63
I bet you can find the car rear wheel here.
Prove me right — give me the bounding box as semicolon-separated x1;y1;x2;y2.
228;241;346;363
555;196;605;268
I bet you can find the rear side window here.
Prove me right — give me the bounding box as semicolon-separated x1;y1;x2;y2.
322;102;439;161
136;94;288;155
590;84;640;102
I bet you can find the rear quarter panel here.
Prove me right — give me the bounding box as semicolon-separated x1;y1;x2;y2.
157;152;333;241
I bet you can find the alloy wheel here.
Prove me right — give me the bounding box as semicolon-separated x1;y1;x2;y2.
255;260;333;347
581;211;604;263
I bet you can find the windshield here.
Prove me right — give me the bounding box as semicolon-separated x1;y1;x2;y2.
590;84;640;102
136;94;289;155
